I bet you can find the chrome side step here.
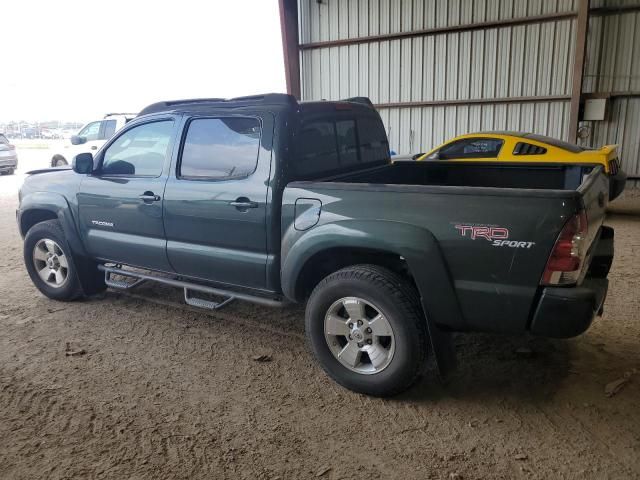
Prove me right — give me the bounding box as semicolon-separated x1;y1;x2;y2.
97;264;285;310
184;288;235;310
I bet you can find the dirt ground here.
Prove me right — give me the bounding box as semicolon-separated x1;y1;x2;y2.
1;150;639;479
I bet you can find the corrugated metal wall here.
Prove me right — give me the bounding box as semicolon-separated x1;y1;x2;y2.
581;1;640;182
297;0;640;182
299;0;578;154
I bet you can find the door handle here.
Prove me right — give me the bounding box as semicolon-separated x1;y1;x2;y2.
139;192;161;203
229;197;258;210
91;145;98;150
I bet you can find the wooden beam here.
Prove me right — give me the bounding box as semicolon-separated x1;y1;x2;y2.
374;95;571;110
299;11;578;51
278;0;301;99
568;0;590;144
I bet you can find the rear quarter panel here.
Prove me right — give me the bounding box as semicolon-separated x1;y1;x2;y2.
282;183;577;334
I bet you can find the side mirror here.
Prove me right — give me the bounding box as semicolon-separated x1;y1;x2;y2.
72;153;94;174
70;135;87;145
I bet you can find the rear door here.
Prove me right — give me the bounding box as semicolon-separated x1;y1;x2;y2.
162;114;272;289
77;117;178;271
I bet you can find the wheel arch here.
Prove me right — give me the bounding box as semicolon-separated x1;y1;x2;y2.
282;219;465;332
19;192;86;257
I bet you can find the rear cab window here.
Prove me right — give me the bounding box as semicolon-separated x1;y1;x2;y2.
0;134;8;144
293;111;389;179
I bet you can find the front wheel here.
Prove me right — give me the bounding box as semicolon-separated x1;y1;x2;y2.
24;220;83;301
305;265;428;396
51;156;68;167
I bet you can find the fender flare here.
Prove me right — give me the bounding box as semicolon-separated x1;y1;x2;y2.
282;219;462;376
19;191;87;258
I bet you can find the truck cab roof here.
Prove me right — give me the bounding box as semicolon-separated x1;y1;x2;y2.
137;94;376;117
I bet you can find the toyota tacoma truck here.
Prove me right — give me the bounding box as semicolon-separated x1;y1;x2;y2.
17;94;614;396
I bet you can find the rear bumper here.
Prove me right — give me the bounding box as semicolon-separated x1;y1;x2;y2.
530;226;613;338
530;278;608;338
609;170;627;201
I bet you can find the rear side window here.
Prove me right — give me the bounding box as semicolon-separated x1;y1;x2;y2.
101;120;174;176
438;138;503;159
179;117;261;180
102;120;117;140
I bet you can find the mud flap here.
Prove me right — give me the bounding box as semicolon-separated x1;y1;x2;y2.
423;313;458;379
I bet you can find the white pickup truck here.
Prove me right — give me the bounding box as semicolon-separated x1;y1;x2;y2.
50;113;136;167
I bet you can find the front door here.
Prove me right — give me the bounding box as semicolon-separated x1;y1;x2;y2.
77;118;178;272
162;115;271;290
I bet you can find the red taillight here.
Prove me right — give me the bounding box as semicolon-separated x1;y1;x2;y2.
542;210;588;285
8;144;16;150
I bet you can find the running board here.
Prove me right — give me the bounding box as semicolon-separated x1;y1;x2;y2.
104;270;146;290
184;288;235;310
97;264;285;309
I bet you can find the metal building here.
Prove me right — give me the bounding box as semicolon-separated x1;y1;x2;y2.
279;0;640;183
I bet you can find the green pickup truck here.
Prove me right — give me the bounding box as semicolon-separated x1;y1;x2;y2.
17;94;614;396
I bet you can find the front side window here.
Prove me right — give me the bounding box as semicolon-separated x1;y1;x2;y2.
437;138;504;160
180;117;261;180
101;120;117;140
101;121;174;176
78;121;101;141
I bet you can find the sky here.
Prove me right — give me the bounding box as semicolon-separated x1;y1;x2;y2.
0;0;286;122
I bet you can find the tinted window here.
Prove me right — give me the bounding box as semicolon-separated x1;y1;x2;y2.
294;115;389;178
336;120;359;167
180;118;260;179
438;138;503;159
296;120;340;177
523;133;584;153
357;117;389;163
78;121;101;141
102;120;117;139
0;134;8;144
101;121;173;176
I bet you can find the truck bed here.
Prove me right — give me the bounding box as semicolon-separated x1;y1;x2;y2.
331;161;593;192
282;162;609;335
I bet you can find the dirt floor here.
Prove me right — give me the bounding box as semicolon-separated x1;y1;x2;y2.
0;149;639;479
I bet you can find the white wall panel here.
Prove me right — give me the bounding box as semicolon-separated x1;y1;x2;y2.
298;0;640;180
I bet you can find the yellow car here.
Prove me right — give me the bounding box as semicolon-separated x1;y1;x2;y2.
414;132;626;200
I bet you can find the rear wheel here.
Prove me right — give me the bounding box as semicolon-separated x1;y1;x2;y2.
24;220;83;301
305;265;428;396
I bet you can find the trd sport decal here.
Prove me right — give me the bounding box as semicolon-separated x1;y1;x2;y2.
454;224;535;249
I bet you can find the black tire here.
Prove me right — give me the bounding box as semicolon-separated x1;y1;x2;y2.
24;220;84;301
52;156;68;167
305;264;428;396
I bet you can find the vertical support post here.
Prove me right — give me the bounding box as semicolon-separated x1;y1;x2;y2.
278;0;301;99
568;0;590;143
